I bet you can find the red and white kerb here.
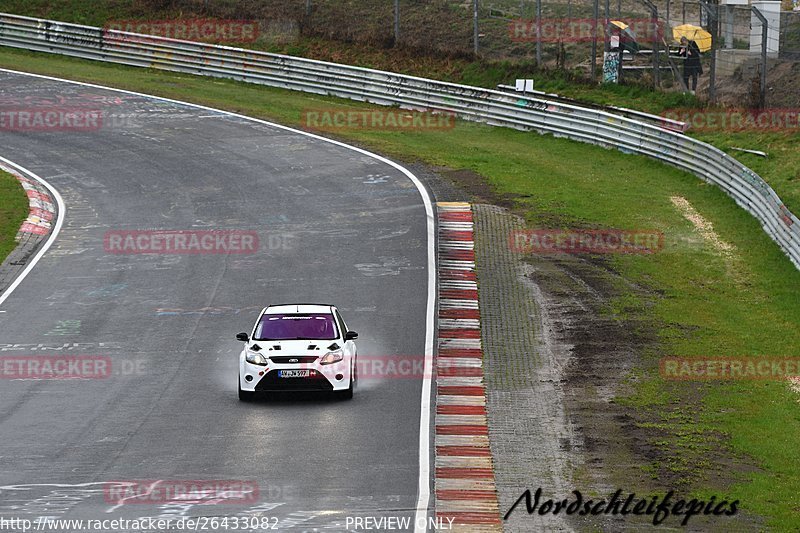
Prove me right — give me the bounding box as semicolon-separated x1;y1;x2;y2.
5;167;55;236
436;202;501;531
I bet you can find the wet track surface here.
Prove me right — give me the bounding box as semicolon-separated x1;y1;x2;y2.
0;72;432;531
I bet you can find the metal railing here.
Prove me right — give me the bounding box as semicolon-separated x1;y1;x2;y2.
0;13;797;269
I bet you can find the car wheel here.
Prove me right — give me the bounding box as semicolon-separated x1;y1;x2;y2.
238;379;255;402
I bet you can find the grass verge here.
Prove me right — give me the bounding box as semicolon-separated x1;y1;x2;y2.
0;169;28;266
0;47;799;528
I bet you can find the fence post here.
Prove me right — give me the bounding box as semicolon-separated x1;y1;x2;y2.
705;1;717;103
653;6;660;88
666;0;671;27
474;0;479;55
591;0;599;79
536;0;542;65
641;0;660;89
306;0;312;17
394;0;400;44
752;6;768;108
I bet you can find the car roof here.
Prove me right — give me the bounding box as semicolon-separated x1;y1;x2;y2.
264;304;335;315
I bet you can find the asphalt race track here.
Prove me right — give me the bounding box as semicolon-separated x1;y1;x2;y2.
0;71;434;531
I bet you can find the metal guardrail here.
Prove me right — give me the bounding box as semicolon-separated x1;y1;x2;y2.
495;84;689;132
0;13;797;269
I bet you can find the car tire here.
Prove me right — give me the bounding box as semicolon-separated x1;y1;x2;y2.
238;379;255;402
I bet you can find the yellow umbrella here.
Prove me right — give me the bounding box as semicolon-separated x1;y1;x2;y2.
672;24;712;52
609;20;628;30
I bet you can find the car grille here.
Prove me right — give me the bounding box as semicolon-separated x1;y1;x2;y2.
256;370;333;391
269;356;318;364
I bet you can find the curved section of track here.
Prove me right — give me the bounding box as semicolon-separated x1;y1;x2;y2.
0;70;435;531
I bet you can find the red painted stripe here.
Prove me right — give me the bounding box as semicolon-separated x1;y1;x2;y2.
19;223;48;235
439;308;480;319
440;270;477;281
440;289;479;300
30;208;54;221
438;386;486;396
438;348;483;358
438;367;483;377
435;425;488;435
439;231;474;241
439;329;481;339
436;446;491;457
437;405;486;415
436;490;498;501
436;467;494;479
441;249;476;261
436;512;501;525
439;212;473;222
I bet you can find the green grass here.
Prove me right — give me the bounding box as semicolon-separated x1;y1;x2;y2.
1;47;800;528
0;169;28;265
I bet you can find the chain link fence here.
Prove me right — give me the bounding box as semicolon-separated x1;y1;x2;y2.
132;0;796;106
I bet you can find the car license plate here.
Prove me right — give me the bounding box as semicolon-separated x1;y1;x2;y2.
279;370;314;378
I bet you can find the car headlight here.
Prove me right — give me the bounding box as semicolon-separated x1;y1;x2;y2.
320;349;344;365
246;351;267;366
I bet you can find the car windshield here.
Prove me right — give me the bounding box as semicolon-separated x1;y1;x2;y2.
254;313;339;341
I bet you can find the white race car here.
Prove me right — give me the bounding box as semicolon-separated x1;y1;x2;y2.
236;304;358;401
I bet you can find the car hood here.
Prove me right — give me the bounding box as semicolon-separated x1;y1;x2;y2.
248;339;340;355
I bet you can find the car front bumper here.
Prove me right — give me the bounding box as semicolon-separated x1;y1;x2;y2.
239;357;352;392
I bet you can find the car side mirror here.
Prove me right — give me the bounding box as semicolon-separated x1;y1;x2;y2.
236;332;250;342
345;331;358;341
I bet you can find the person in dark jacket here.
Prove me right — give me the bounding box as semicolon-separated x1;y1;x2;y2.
679;36;703;92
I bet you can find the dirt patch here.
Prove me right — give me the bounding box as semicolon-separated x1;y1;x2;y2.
670;196;735;257
789;377;800;400
437;168;519;209
708;58;800;109
518;248;763;530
